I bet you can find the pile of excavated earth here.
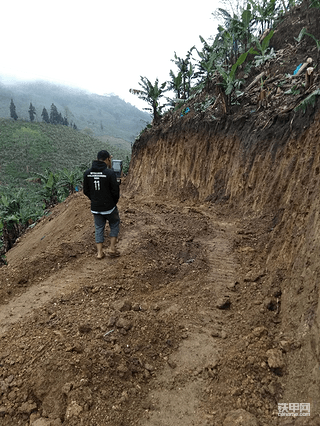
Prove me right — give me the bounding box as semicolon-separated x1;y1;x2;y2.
1;2;320;425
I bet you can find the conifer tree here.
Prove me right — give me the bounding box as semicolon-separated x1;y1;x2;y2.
58;112;63;125
50;103;59;124
41;107;50;123
10;99;18;120
28;102;36;122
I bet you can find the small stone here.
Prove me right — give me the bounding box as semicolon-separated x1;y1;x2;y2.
132;303;141;311
223;409;259;425
6;375;14;384
29;412;40;423
78;324;92;333
167;359;177;369
252;327;268;338
66;401;83;419
18;401;37;414
211;329;221;338
226;282;238;291
145;363;154;372
266;349;285;369
279;340;291;352
31;418;52;426
50;420;62;426
216;296;231;310
113;300;132;312
61;382;73;395
221;330;227;339
117;364;129;377
107;316;117;327
116;317;132;330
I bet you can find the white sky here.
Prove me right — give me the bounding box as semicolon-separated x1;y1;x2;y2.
1;1;221;111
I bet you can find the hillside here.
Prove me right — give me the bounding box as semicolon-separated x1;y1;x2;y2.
0;80;151;147
0;119;130;183
1;2;320;426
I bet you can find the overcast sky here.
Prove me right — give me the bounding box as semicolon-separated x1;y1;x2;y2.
1;0;221;110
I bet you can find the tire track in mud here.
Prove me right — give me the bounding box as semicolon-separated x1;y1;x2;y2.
141;212;240;426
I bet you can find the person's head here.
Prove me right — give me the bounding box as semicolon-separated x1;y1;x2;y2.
97;150;110;161
97;150;112;168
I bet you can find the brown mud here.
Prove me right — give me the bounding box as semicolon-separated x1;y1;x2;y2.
1;2;320;425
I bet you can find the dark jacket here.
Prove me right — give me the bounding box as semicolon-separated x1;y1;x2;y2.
83;160;119;212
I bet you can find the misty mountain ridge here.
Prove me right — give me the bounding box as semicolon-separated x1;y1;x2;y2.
0;79;151;148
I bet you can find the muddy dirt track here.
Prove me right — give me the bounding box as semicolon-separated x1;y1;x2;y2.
0;183;293;426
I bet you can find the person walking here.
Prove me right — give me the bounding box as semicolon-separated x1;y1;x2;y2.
83;150;120;258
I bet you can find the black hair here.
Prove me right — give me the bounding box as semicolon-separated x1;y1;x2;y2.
97;150;110;161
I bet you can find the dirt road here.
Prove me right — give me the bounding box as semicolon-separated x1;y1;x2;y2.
0;187;287;425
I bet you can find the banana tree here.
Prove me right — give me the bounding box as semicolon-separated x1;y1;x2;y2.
168;70;183;101
28;170;60;207
131;77;167;124
195;36;218;82
248;0;280;33
171;49;195;99
213;4;254;64
252;30;275;66
0;193;23;251
216;47;255;109
59;168;83;195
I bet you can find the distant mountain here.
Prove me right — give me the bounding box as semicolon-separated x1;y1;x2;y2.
0;80;151;147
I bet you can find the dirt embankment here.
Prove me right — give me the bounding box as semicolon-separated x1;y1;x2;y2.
127;96;320;423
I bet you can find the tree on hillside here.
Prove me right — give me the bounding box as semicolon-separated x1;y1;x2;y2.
10;99;18;121
130;77;167;124
41;107;50;123
28;102;36;122
50;103;60;124
170;50;195;99
58;112;63;125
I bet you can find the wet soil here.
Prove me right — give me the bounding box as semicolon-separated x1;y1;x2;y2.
0;185;291;426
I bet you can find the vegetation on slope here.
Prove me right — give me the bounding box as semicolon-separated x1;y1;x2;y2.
0;119;130;262
131;0;320;125
0;80;151;146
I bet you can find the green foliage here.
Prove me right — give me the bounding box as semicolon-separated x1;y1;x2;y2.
284;85;300;95
28;102;36;122
248;0;281;34
309;0;320;8
169;49;195;100
10;99;18;120
217;48;255;96
133;77;167;124
122;155;131;174
58;168;84;195
194;96;217;113
0;184;44;254
295;88;320;113
0;81;150;145
0;119;130;184
252;30;276;66
41;107;50;123
295;27;320;51
0;161;86;255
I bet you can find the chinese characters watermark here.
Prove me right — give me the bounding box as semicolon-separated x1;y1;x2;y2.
278;403;310;417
